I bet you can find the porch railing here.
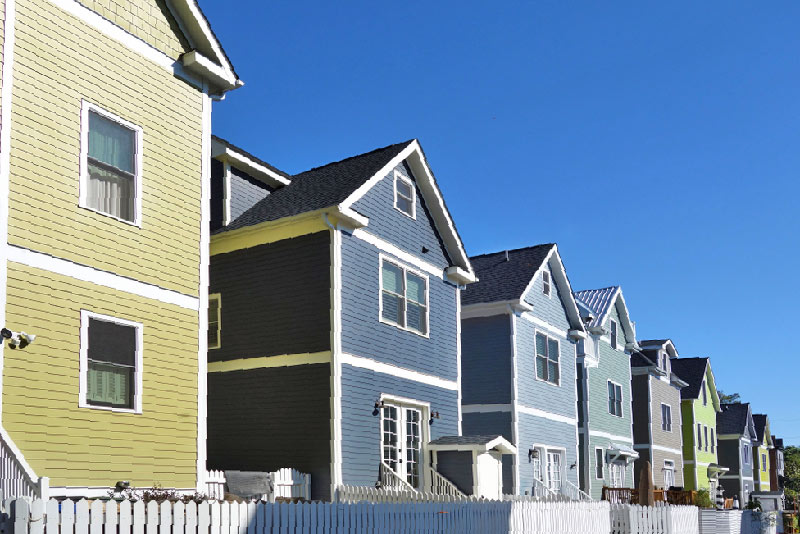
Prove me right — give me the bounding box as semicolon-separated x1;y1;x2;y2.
530;477;558;498
601;486;697;505
0;429;48;500
378;462;416;492
561;480;592;501
425;466;465;497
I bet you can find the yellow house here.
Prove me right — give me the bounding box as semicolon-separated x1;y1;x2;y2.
0;0;240;497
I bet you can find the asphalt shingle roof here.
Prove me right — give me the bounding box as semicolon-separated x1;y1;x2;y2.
429;435;503;446
669;357;709;399
220;140;413;233
630;351;657;368
461;245;554;305
573;287;619;328
212;135;291;179
753;414;769;443
639;339;670;348
717;403;751;435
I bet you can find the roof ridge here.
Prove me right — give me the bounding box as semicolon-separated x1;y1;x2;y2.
469;243;555;260
574;285;620;294
294;140;415;177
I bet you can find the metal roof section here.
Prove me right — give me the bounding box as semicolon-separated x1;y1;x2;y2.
574;286;637;349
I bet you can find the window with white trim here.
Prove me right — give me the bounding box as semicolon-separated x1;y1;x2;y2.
393;171;416;218
697;424;702;450
610;320;618;349
595;448;604;479
701;379;708;406
80;102;142;224
664;460;675;489
80;311;142;412
542;271;551;296
704;426;709;451
208;293;221;349
535;332;560;384
608;381;623;417
381;399;424;489
742;443;750;465
661;403;672;432
762;453;767;472
711;428;716;453
381;259;428;335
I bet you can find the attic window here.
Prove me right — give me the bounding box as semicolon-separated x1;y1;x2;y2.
394;171;416;219
610;320;618;349
542;271;551;297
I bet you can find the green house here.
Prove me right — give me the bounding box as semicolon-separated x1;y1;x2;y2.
670;357;728;497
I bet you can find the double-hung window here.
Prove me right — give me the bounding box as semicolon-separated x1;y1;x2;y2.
610;320;618;349
542;271;551;296
80;310;142;413
535;333;560;384
661;404;672;431
701;379;708;405
381;259;428;335
595;448;604;479
608;381;623;417
394;171;416;218
742;443;750;465
80;102;142;225
208;294;221;349
762;454;767;472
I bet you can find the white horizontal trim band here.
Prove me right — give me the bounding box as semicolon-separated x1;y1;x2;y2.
341;353;458;391
633;443;683;455
462;404;512;413
351;229;443;279
519;313;569;338
7;245;199;310
587;430;634;443
517;403;577;426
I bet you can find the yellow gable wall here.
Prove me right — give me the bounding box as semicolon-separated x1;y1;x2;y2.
77;0;189;59
3;262;199;489
8;0;204;296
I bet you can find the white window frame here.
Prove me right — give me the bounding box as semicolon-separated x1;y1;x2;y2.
610;320;618;349
704;425;709;452
663;460;675;489
379;394;429;490
79;309;143;414
208;293;221;350
742;442;750;465
542;270;551;298
701;379;708;406
661;403;672;432
530;443;566;491
393;170;416;219
534;330;561;386
697;424;702;450
79;100;144;227
711;428;716;453
595;447;604;480
378;255;430;337
608;380;623;417
762;453;767;472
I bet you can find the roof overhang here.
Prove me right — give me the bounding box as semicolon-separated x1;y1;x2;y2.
707;464;730;478
428;436;517;455
607;443;639;462
340;140;476;283
462;300;533;319
211;138;291;188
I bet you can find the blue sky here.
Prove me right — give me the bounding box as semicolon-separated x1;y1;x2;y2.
202;1;799;444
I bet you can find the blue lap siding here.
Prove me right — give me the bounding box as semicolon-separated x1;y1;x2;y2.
517;412;580;493
461;315;512;405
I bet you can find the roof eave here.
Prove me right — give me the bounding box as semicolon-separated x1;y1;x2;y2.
211;139;291;188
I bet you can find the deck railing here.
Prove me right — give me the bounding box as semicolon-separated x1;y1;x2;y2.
378;461;416;492
0;429;48;500
561;480;593;501
602;486;697;506
425;466;465;497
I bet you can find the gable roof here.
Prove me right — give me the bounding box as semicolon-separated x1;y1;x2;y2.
753;414;772;445
461;244;585;332
630;351;657;368
638;339;679;358
216;139;475;279
574;286;637;346
718;403;755;437
669;357;708;399
211;136;291;187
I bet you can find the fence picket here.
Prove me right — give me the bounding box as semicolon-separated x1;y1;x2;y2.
119;500;131;534
174;502;185;534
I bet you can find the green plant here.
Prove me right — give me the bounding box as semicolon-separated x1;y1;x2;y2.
107;484;208;503
744;498;762;511
695;489;713;508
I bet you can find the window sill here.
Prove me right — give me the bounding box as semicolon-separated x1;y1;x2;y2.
379;318;430;339
79;401;141;414
79;203;142;229
533;376;561;388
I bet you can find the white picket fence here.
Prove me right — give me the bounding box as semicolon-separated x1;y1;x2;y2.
204;469;310;501
610;502;699;534
0;496;710;534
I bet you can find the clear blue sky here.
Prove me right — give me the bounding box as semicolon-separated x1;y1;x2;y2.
201;1;800;445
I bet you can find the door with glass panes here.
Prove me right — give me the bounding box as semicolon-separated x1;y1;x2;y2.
382;403;423;488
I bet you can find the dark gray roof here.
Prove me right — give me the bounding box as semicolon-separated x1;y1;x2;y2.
631;351;657;368
717;403;752;435
429;435;503;446
462;245;554;305
753;414;769;443
670;358;708;399
773;437;784;449
211;135;291;179
220;140;414;233
639;339;670;347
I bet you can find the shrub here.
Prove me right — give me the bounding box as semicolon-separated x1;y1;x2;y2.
695;489;714;508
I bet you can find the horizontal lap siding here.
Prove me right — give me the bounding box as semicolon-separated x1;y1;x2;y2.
229;167;271;223
631;375;651;445
436;451;474;494
649;378;683;454
351;162;450;267
3;263;199;488
462;412;513;442
461;316;512;405
651;449;684;488
209;232;331;362
339;364;459;487
206;365;332;501
587;435;635;499
522;262;570;331
340;233;458;381
516;412;579;494
587;340;633;442
8;0;203;295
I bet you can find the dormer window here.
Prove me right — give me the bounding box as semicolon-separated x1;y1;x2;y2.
394;171;416;219
542;271;551;297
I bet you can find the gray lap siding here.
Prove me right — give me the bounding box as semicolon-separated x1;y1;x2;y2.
522;262;570;331
649;378;683;453
208;231;331;362
340;232;458;380
340;364;459;487
461;315;512;405
586;435;635;499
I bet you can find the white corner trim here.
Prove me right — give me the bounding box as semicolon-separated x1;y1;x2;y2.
340;353;458;391
353;228;443;279
587;430;634;443
78;310;144;414
516;404;578;426
195;90;211;492
0;0;18;424
7;246;200;310
327;222;344;494
510;313;520;494
455;288;462;435
461;404;513;414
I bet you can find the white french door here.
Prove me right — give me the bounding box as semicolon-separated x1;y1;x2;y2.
664;461;675;489
546;451;563;491
382;403;423;488
609;462;625;488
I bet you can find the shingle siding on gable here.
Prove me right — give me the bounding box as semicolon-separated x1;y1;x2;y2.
461;316;512;405
340;232;458;381
522;262;571;332
351;162;450;268
339;364;459;487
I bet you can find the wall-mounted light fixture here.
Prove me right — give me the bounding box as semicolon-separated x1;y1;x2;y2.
528;448;539;461
372;399;385;416
429;411;440;425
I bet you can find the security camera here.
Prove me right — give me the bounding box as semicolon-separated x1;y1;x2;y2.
2;328;36;350
17;332;35;349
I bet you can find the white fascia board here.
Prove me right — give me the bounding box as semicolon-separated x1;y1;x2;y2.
462;300;531;319
339;141;475;279
612;290;638;345
181;50;238;93
520;246;585;334
211;141;291;188
445;266;477;285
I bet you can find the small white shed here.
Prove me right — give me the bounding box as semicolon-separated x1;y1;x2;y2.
429;435;517;500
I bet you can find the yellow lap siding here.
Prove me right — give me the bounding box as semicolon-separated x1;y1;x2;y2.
7;0;204;296
3;262;200;489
